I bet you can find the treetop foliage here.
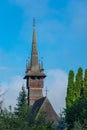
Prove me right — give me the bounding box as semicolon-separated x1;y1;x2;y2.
66;67;87;130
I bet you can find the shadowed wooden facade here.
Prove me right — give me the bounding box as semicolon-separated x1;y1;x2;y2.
24;19;46;106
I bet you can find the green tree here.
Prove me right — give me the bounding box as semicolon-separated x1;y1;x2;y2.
72;121;82;130
56;112;67;130
0;106;16;130
29;111;54;130
65;68;87;130
75;67;83;99
66;97;87;130
83;69;87;99
14;85;29;129
66;70;75;108
15;85;28;116
0;89;4;110
0;86;30;130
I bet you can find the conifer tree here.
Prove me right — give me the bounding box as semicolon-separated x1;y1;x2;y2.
14;85;29;129
73;121;82;130
66;70;75;108
75;67;83;99
66;67;87;130
0;91;3;110
83;69;87;99
15;85;29;117
0;89;5;110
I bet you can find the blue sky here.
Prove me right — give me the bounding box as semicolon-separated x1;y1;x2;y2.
0;0;87;113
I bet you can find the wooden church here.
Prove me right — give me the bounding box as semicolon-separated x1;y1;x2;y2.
24;19;59;123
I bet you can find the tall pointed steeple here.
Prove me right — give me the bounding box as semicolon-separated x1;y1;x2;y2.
31;18;39;72
24;19;46;106
25;18;46;77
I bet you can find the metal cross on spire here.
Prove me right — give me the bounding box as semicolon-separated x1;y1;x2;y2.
45;87;48;97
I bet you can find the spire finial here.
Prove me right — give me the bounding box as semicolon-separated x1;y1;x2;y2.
33;17;36;28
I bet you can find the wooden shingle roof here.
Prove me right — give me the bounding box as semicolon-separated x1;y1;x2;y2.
29;97;59;123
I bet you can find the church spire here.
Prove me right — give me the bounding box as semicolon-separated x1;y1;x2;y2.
24;18;46;77
24;19;46;106
30;18;39;72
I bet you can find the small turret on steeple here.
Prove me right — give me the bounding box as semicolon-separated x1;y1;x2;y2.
26;58;31;73
40;57;44;72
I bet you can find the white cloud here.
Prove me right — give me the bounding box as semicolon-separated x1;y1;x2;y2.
44;69;68;114
1;76;25;109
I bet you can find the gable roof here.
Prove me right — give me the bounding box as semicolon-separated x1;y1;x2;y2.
29;97;59;123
